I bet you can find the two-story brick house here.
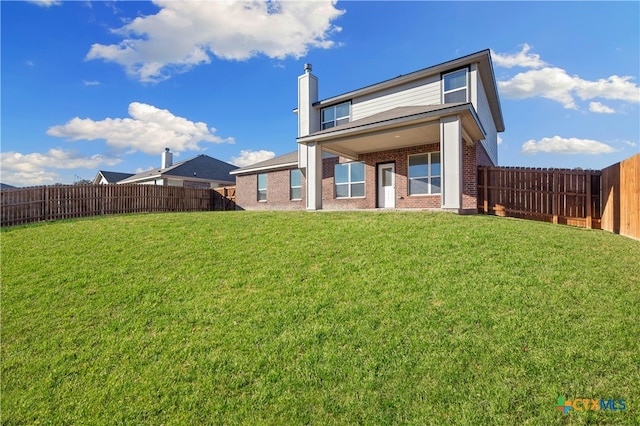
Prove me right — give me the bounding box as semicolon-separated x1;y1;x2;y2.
232;49;504;213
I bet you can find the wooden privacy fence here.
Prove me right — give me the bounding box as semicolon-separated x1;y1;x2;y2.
478;166;602;229
1;184;237;227
478;154;640;240
213;186;236;212
600;154;639;240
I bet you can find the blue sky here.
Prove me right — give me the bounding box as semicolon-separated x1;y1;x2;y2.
2;0;639;187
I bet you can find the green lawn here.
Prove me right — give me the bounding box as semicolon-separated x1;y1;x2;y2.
2;211;639;425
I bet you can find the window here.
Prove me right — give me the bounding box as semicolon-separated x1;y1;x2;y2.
443;69;468;103
321;102;350;130
290;169;302;200
335;162;365;198
257;173;267;201
408;152;441;195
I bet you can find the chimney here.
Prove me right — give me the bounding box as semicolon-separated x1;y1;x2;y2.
161;148;173;168
297;63;318;138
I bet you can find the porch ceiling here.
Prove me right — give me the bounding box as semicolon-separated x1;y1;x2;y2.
297;103;485;160
321;121;440;158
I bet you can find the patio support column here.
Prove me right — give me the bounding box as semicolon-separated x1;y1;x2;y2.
440;115;462;211
304;142;323;210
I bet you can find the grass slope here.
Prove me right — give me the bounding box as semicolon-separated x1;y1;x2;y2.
2;211;639;425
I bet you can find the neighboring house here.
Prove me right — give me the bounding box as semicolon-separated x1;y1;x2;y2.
93;171;135;185
232;49;504;213
118;149;238;188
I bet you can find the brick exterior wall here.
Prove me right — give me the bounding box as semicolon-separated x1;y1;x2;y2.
462;142;477;212
457;142;493;214
321;156;371;209
235;169;306;210
236;141;484;212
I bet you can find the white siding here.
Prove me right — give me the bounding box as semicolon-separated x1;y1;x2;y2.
351;75;441;121
476;76;498;165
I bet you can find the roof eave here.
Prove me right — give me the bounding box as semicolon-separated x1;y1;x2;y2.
230;162;299;176
477;53;505;132
118;173;162;184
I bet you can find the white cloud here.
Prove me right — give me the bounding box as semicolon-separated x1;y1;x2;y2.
1;170;61;187
498;67;640;109
491;43;546;69
83;80;101;86
0;149;122;186
47;102;233;155
589;101;615;114
521;136;617;155
497;135;503;145
495;45;640;110
575;75;640;103
0;149;121;173
230;149;275;167
498;67;580;108
86;0;345;83
27;0;61;7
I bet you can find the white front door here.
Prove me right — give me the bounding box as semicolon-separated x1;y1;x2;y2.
377;163;395;208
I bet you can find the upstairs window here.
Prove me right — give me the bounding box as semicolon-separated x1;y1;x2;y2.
335;162;365;198
290;169;302;200
321;102;350;130
408;152;441;195
257;173;267;201
443;69;468;103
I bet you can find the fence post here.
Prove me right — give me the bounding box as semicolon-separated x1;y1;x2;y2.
552;170;559;224
44;186;50;222
482;167;488;214
100;185;105;216
586;170;592;229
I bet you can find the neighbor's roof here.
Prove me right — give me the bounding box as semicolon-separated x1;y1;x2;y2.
119;154;238;184
231;151;299;175
95;171;135;184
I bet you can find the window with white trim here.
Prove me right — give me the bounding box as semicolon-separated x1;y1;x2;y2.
290;169;302;200
443;69;468;103
257;173;267;201
408;152;441;195
321;102;350;130
335;162;365;198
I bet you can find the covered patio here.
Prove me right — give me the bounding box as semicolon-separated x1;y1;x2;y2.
297;103;486;212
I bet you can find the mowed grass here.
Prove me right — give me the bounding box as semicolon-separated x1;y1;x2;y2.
1;211;639;425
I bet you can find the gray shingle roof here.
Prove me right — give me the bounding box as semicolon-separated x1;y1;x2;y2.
96;171;135;184
303;104;468;139
119;154;238;184
231;151;298;175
